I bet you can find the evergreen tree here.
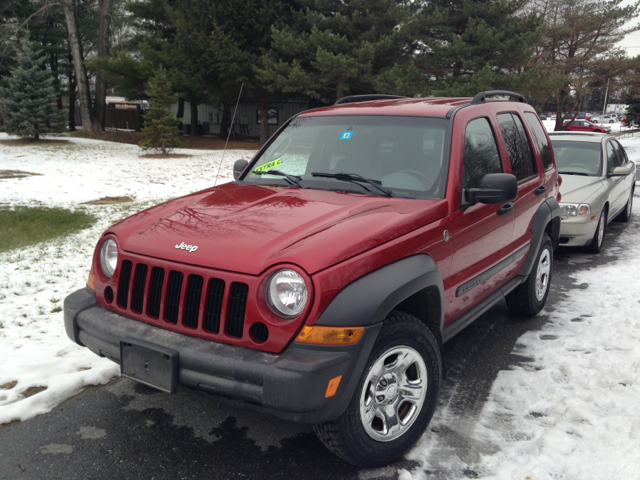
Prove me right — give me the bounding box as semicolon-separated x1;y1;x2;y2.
626;97;640;128
0;40;65;140
257;0;410;102
139;67;185;154
411;0;544;96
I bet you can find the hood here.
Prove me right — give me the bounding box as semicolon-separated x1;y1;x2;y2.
559;175;606;204
108;183;448;275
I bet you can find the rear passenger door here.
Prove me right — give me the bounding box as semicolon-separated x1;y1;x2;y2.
496;112;543;250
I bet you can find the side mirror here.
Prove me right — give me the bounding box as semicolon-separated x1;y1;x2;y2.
233;159;249;180
465;173;518;205
610;163;635;177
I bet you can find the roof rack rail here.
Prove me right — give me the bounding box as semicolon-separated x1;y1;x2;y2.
334;94;406;105
471;90;527;105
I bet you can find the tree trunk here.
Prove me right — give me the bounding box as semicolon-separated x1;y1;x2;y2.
61;0;92;131
177;97;185;132
554;88;568;131
220;104;231;139
259;98;270;145
92;0;115;131
190;101;198;136
68;50;77;131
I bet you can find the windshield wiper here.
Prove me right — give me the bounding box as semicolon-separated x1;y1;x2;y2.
253;170;307;188
558;171;591;176
311;172;393;197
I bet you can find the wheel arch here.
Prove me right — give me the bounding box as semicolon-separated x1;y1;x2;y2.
520;198;560;277
315;254;445;334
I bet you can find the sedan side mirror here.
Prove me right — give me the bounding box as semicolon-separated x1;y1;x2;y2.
465;173;518;205
233;159;249;180
610;162;635;177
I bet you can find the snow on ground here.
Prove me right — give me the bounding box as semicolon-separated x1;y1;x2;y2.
1;130;640;479
0;133;251;424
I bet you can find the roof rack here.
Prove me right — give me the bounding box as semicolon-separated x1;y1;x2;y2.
470;90;528;105
334;94;406;105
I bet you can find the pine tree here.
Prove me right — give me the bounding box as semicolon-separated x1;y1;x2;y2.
139;67;185;154
0;41;65;141
257;0;410;102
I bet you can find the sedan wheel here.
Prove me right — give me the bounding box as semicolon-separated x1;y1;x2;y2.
586;209;607;253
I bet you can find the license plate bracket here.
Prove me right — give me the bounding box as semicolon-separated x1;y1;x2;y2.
120;339;178;393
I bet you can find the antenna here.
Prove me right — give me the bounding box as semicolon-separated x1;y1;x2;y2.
213;83;244;187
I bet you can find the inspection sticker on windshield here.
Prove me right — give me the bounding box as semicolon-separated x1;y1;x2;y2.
254;158;282;174
340;131;354;140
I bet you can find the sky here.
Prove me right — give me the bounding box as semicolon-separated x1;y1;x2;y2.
617;0;640;57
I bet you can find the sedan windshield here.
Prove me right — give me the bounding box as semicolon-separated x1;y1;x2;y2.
552;140;602;176
241;115;451;199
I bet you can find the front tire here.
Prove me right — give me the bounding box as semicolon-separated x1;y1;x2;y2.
616;191;633;223
586;208;607;253
506;233;553;317
314;311;441;467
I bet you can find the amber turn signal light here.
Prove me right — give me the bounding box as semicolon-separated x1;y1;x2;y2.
87;270;95;291
325;375;342;398
295;326;364;345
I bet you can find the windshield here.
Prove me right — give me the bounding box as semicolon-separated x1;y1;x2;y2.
552;140;602;176
241;115;451;199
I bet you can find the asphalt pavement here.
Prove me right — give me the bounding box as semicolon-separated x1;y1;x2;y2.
0;218;632;480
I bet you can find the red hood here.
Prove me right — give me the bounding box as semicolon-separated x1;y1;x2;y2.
108;183;448;275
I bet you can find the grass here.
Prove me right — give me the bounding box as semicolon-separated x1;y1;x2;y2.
0;206;97;254
0;138;69;147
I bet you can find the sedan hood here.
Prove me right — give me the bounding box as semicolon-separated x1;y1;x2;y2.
108;183;447;275
559;175;605;203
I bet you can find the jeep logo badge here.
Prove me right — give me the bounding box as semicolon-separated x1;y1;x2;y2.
175;242;198;253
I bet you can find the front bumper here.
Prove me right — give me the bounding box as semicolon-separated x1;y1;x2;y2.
558;215;599;247
64;288;381;423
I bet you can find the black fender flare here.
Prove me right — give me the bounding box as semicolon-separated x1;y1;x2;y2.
316;254;445;331
520;197;560;278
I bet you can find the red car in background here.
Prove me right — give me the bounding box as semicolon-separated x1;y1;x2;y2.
563;120;611;133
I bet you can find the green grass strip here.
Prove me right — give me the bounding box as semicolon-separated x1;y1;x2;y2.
0;206;96;254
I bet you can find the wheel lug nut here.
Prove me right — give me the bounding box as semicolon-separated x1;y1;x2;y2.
380;379;387;387
376;395;385;402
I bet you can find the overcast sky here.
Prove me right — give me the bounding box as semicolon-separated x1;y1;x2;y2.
617;0;640;57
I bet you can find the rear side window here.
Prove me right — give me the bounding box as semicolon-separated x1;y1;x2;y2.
497;113;536;182
462;118;502;190
524;112;553;170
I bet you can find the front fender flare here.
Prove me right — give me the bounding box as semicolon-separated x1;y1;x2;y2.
315;254;445;330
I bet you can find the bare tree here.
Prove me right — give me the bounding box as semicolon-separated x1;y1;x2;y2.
529;0;639;130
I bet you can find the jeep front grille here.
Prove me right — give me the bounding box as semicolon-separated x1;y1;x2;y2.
113;259;249;340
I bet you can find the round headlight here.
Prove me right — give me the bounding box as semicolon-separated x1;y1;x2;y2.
267;269;308;318
100;238;118;278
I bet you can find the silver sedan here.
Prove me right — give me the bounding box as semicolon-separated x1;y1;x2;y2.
548;132;636;253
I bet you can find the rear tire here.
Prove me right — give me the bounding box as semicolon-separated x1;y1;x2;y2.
314;311;441;467
506;233;552;317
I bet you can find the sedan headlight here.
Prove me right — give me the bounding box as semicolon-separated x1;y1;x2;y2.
560;203;591;217
100;238;118;278
267;269;308;318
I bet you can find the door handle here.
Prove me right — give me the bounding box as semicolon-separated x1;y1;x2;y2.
498;203;515;216
535;185;547;196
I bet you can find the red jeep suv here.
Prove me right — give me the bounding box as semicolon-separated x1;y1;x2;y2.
65;91;560;466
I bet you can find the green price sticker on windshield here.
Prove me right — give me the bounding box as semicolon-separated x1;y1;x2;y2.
254;158;283;174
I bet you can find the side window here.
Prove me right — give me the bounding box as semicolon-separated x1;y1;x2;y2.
497;113;536;182
462;118;502;190
524;112;553;170
606;142;617;173
612;141;628;166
